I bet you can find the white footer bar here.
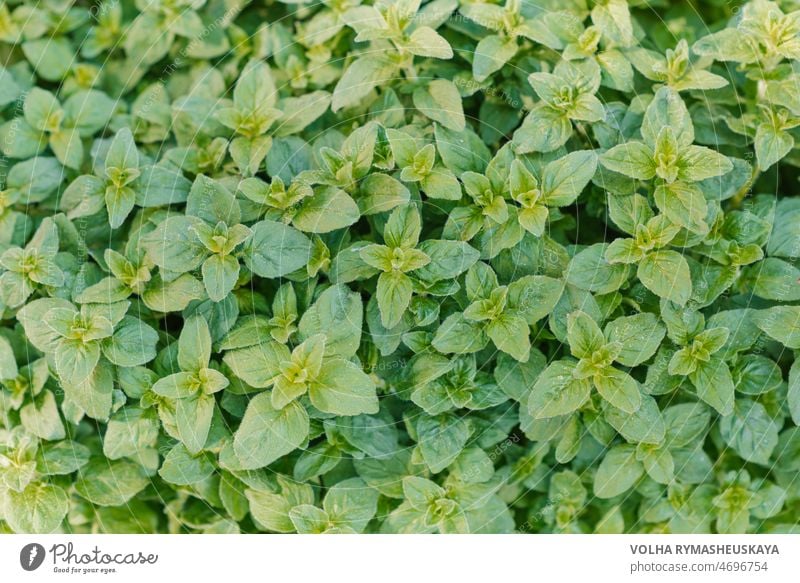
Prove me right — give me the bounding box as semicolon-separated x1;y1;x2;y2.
0;534;796;582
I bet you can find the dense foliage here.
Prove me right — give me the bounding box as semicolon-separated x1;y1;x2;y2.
1;0;800;534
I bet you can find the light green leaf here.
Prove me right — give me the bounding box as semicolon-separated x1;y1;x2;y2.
594;367;641;414
528;360;592;419
755;123;793;171
637;250;692;305
487;313;531;362
473;35;518;82
691;357;735;416
245;220;312;278
332;56;398;112
593;445;643;499
412;79;465;131
377;271;413;329
600;142;655;180
202;254;240;303
309;358;378;416
604;312;666;367
293;187;360;233
75;459;149;507
3;482;68;533
234;395;309;469
719;400;778;464
417;414;471;473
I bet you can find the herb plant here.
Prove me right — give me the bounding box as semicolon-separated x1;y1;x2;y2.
0;0;799;535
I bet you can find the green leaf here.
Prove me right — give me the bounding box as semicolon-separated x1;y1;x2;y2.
566;310;605;359
406;26;453;59
639;446;674;484
223;341;290;387
755;123;793;171
414;240;479;283
289;504;330;533
566;244;630;294
245;220;313;278
421;167;462;200
323;478;379;533
298;284;363;358
62;361;114;421
413;79;465;131
593;445;643;499
594;367;641;414
377;271;413;329
473;35;518;81
141;274;205;313
50;128;83;170
159;444;216;486
105;127;139;171
102;407;159;461
3;482;68;533
600;142;655;180
0;335;18;380
21;390;65;441
105;186;137;229
136;165;192;207
235;61;278;111
434;124;491;174
36;441;91;476
507;275;564;324
746;258;800;301
654;182;708;233
719;400;778;464
246;478;314;533
637;250;692;305
63;90;115;136
332;56;398;112
0;119;44;159
187;174;241;225
690;357;735;416
0;66;21;107
143;216;208;273
767;200;800;258
543;151;598;205
202;254;240;303
417;414;471;473
178;314;211;371
486;313;531;362
788;358;800;426
176;393;215;454
276;91;331;137
293;187;360;233
54;340;101;386
22;38;73;81
604;312;666;367
102;317;158;367
528;360;592;419
234;394;309;469
432;313;488;354
679;146;733;182
663;402;711;448
308;358;378;416
75;459;149;507
605;395;665;445
513;106;573;153
358;173;411;215
641;87;693;147
755;306;800;348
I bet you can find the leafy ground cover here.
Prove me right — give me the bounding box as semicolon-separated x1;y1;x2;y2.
1;0;800;533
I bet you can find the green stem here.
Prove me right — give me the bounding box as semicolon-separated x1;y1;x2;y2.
730;164;760;208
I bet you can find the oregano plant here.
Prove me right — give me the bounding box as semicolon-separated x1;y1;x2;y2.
0;0;798;536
